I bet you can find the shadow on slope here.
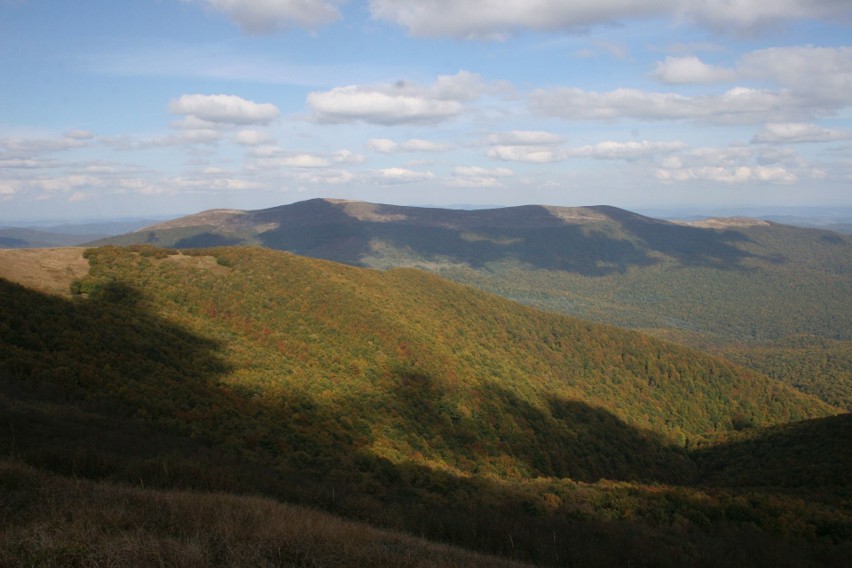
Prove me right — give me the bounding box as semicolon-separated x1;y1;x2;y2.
382;363;695;484
590;206;760;268
253;200;765;275
693;413;852;488
256;201;654;275
1;276;847;566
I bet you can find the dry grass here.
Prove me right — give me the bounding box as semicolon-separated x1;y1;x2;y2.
0;248;88;296
0;460;532;568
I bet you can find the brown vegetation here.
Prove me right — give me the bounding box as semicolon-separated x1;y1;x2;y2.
0;248;88;296
0;459;530;568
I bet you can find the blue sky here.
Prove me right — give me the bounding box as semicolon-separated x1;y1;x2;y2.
1;0;850;221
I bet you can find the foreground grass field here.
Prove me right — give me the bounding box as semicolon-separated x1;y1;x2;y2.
0;459;531;568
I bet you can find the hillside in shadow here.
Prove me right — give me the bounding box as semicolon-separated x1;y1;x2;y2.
94;199;772;276
694;413;852;488
240;200;765;275
1;247;847;565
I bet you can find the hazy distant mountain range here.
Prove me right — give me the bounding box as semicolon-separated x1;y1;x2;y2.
0;220;157;248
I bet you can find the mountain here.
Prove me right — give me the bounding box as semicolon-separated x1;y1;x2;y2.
0;219;159;248
1;245;848;566
0;227;106;248
95;198;852;409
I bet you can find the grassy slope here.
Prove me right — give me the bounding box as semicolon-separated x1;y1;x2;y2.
0;459;531;568
0;247;89;296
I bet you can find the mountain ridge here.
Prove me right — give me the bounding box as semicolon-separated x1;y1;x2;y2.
91;198;852;410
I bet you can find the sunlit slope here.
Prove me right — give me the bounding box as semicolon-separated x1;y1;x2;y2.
93;199;852;408
1;245;847;567
3;246;835;482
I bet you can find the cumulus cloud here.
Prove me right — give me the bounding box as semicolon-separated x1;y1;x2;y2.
655;165;797;184
650;47;852;107
295;169;356;185
234;129;275;145
369;0;848;38
486;130;563;145
652;55;736;84
307;71;489;125
102;128;222;151
0;173;165;198
0;131;94;156
367;138;452;152
531;86;813;124
487;145;563;163
249;148;362;169
375;167;435;183
169;94;280;125
682;0;850;32
752;123;850;144
369;0;668;39
654;145;801;184
737;46;852;106
488;140;686;163
449;165;514;188
189;0;345;33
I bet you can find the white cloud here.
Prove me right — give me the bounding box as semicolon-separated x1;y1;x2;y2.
453;166;514;177
307;71;489;125
247;144;285;157
530;86;811;124
369;0;668;39
190;0;344;33
331;149;365;164
249;148;362;169
0;181;17;196
102;128;222;150
488;140;686;163
295;170;356;185
654;145;802;184
369;0;849;38
449;165;514;188
752;123;850;144
169;94;280;125
488;146;563;163
0;131;93;156
737;46;852;106
655;165;797;184
234;129;275;145
570;140;687;160
169;174;263;192
308;86;462;125
487;130;563;145
68;191;93;202
652;55;736;84
683;0;850;32
0;157;62;169
649;47;852;111
376;167;435;183
283;154;332;168
367;138;452;152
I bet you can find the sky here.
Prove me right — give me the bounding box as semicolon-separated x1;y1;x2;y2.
1;0;851;222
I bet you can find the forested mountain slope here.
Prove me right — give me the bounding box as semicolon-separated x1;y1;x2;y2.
1;245;848;566
95;198;852;409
